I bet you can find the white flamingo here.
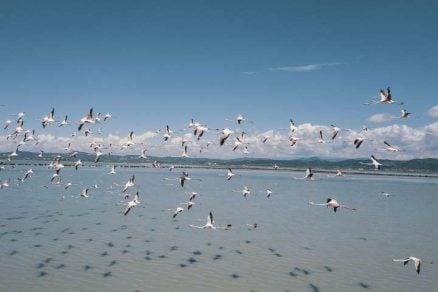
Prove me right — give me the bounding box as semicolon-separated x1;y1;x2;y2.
172;207;184;218
360;155;382;170
122;175;135;193
384;141;399;152
331;125;340;140
80;188;89;198
124;192;140;215
59;115;69;127
189;212;232;230
163;125;171;141
309;198;356;212
41;108;55;128
295;168;314;180
74;159;82;171
181;146;189;158
393;257;424;274
1;179;10;190
364;87;404;105
400;109;411;118
317;130;325;144
219;128;234;146
109;165;117;175
227;168;235;180
78;108;94;131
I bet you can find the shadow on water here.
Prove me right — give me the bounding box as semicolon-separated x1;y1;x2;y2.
358;282;371;289
289;271;297;277
187;257;197;264
44;257;53;263
84;265;92;271
308;283;320;292
37;271;48;277
36;263;45;269
31;227;44;231
294;267;310;275
6;216;25;221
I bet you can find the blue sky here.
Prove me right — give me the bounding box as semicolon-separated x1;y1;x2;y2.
0;0;437;159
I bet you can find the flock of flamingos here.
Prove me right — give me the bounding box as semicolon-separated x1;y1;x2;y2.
0;87;433;274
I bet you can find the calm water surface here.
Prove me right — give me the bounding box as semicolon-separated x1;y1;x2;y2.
1;166;437;291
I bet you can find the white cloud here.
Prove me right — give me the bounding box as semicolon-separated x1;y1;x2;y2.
170;133;192;145
1;122;438;160
270;62;343;73
367;113;396;123
424;122;438;133
134;131;159;143
427;105;438;118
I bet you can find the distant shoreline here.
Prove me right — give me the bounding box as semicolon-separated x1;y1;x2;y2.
3;160;438;179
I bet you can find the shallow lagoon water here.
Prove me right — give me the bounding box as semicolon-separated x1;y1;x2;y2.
1;166;437;291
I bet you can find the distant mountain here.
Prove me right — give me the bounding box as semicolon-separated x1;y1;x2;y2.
1;151;438;173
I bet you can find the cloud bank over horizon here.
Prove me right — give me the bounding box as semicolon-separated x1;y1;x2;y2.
2;121;437;161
